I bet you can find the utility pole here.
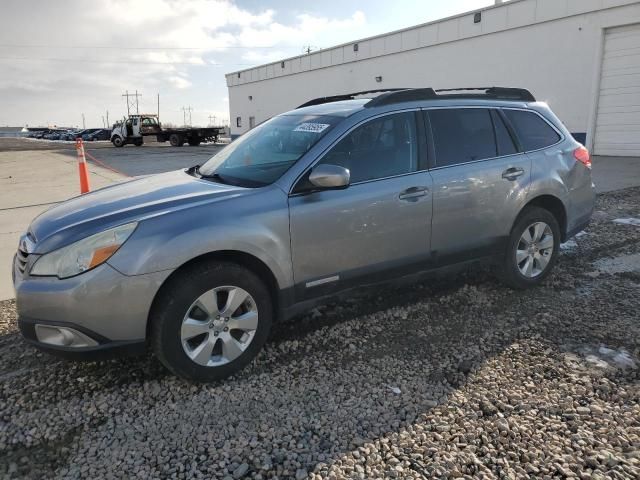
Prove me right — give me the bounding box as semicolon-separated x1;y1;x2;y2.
182;106;193;127
81;113;85;129
157;93;160;122
208;115;217;126
122;90;142;116
106;110;109;128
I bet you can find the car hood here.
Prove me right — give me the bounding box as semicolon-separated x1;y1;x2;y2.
29;170;249;253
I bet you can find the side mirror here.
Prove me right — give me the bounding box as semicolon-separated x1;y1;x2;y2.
308;164;350;189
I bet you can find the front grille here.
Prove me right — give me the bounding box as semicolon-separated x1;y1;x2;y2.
16;246;28;274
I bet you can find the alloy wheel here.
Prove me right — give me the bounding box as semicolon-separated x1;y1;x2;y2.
180;286;258;367
516;222;554;278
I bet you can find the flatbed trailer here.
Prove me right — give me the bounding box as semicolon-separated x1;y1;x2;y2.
110;114;224;147
156;127;222;146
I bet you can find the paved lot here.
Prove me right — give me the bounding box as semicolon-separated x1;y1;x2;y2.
592;156;640;193
78;141;225;177
0;145;127;300
0;137;225;177
0;187;639;479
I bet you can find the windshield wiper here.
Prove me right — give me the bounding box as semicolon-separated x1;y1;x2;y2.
186;164;200;176
186;165;229;184
199;171;231;185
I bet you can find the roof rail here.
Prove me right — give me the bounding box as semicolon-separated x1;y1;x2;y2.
365;88;438;108
297;86;536;110
435;87;536;102
367;87;535;108
296;89;409;109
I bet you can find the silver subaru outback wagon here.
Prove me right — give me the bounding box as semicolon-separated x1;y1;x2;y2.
13;87;595;381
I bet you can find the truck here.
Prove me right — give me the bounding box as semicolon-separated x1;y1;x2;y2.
110;114;224;147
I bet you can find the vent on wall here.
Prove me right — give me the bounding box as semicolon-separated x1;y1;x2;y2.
474;12;482;23
353;43;359;52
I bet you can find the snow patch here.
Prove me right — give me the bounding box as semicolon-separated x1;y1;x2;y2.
613;218;640;227
593;253;640;274
567;345;638;370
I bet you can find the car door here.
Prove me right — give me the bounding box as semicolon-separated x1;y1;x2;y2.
425;107;532;264
288;111;433;300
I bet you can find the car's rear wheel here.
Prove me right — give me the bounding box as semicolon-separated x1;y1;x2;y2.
150;262;272;382
497;206;560;289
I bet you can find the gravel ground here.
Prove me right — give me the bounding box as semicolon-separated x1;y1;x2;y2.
1;187;639;480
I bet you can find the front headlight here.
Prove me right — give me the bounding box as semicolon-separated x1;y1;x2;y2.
31;222;138;279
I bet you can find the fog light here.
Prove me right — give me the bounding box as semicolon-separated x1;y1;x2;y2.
34;325;99;348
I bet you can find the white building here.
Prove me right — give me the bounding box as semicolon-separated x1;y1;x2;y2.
226;0;640;157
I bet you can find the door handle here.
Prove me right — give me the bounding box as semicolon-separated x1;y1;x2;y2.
399;187;428;200
502;167;525;181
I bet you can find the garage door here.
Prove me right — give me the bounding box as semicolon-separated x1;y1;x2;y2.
593;24;640;157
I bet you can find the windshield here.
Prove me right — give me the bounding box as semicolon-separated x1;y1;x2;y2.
199;114;341;187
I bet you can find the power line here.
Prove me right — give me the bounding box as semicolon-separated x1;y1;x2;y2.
0;44;303;50
0;56;254;66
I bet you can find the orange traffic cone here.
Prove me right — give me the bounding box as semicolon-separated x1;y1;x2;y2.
75;138;91;194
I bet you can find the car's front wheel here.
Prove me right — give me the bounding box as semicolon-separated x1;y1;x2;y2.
498;206;560;289
150;262;272;382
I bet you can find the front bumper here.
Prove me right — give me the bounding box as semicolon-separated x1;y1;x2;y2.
13;259;172;358
18;317;146;360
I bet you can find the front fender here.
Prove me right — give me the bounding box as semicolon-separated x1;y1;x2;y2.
107;189;293;291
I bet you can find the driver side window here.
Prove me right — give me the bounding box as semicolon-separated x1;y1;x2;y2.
319;112;418;184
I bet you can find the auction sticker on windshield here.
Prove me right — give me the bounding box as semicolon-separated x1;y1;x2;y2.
293;123;330;133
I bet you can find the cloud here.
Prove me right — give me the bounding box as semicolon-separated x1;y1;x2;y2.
238;11;367;60
0;0;367;125
168;76;192;89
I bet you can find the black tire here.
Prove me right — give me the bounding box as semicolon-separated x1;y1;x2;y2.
188;137;201;146
150;262;273;382
169;134;184;147
497;206;561;289
133;138;143;147
111;136;124;147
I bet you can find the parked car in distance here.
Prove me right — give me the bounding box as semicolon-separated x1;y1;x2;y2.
13;87;595;382
60;130;80;141
83;129;110;141
43;131;63;140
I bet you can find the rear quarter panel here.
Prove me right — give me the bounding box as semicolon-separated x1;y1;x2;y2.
528;105;595;233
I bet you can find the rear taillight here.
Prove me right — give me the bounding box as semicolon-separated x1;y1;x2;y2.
574;146;592;169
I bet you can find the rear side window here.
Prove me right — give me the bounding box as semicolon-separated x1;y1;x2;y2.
503;109;561;151
428;108;496;167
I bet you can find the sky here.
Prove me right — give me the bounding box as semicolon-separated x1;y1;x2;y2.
0;0;497;128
